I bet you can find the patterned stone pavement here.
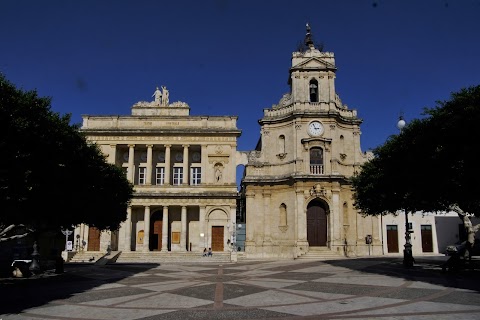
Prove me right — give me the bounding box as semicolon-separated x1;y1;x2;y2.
1;257;480;320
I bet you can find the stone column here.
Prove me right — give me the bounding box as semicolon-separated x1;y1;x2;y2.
245;191;255;250
109;144;117;164
143;206;150;252
128;144;135;183
181;206;187;251
146;145;153;185
161;206;169;251
125;206;132;252
118;221;125;250
201;145;207;185
296;190;306;241
164;145;171;185
331;187;340;244
230;206;237;245
182;145;189;185
199;206;206;249
263;191;272;243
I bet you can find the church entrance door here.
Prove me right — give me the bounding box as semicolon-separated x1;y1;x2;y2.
88;227;100;251
307;201;327;246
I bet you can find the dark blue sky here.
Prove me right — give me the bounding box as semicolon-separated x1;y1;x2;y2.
1;0;479;152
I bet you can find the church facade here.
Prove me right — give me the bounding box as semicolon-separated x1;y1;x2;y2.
240;26;380;259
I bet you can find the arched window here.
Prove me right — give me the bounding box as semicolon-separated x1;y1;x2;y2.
278;135;285;154
309;79;319;102
310;147;324;174
279;203;287;226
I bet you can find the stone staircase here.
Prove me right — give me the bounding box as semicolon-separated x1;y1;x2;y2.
68;251;106;263
296;247;345;260
116;251;233;263
67;250;233;264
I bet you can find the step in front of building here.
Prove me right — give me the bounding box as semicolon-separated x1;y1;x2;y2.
296;247;345;260
68;251;105;263
115;251;233;263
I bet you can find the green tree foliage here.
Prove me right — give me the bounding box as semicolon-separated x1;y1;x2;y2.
352;85;480;217
0;74;133;241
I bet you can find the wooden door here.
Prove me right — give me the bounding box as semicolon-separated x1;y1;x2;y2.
386;225;399;253
88;227;100;251
421;225;433;252
211;226;224;251
307;204;327;246
152;220;162;251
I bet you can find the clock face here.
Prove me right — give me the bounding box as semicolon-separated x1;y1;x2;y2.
123;152;129;161
192;152;201;162
175;152;183;162
157;152;165;162
308;121;324;136
140;152;147;162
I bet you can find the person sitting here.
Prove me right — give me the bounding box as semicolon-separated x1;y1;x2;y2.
208;248;212;257
202;248;207;257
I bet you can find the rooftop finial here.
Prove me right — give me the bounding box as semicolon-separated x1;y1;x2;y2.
305;23;314;49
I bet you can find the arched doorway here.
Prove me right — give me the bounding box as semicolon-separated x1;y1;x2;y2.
207;209;228;252
150;211;163;251
307;199;328;246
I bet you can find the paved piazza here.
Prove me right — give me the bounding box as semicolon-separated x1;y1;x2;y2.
1;257;480;320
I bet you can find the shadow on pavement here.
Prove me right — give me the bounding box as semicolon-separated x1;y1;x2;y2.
0;263;160;315
321;256;480;293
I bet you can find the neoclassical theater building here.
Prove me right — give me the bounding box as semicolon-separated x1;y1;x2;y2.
79;90;241;255
75;26;383;260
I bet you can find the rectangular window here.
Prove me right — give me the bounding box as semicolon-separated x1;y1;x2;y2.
173;167;183;185
190;167;201;185
138;167;146;185
155;167;165;185
122;167;128;178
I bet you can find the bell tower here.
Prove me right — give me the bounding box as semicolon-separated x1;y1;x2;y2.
289;24;339;108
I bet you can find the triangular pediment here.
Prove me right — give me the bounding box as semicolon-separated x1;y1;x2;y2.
291;57;336;71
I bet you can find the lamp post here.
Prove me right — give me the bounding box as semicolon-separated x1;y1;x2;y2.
61;227;73;252
397;116;414;267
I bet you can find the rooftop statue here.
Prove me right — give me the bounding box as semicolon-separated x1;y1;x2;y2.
152;86;162;105
161;86;169;106
133;86;189;109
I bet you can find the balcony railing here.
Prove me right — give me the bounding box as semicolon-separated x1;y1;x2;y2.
310;165;324;175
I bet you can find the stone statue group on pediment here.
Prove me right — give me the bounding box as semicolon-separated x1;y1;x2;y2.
152;86;169;106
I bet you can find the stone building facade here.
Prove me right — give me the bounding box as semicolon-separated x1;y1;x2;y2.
240;26;380;259
74;26;388;260
77;89;240;254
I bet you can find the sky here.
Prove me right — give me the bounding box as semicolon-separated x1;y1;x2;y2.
1;0;480;155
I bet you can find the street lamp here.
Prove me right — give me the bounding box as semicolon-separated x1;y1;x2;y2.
397;116;414;267
61;227;73;252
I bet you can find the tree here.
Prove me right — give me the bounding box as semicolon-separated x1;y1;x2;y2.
0;74;134;242
352;85;480;217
